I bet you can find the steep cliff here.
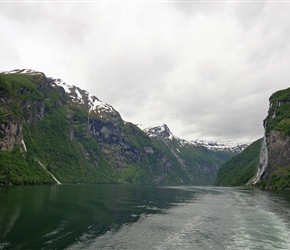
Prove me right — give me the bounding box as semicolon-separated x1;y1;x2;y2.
215;87;290;188
255;87;290;188
0;70;231;185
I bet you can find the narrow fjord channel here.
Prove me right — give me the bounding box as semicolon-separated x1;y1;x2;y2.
1;185;290;250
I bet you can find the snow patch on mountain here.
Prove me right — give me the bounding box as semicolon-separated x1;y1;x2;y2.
191;139;249;153
1;69;45;77
144;124;175;140
53;78;72;93
1;69;117;116
144;124;249;153
50;77;117;115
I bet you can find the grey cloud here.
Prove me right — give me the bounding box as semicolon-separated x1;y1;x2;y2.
86;52;175;115
233;2;267;29
0;3;45;23
171;2;224;17
1;2;290;142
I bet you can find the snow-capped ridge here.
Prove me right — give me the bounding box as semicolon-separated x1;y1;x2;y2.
191;139;249;153
144;124;175;140
2;68;118;117
144;124;249;153
2;69;45;77
143;124;188;147
50;77;117;116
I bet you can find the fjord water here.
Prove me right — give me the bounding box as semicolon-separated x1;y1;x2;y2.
1;185;290;250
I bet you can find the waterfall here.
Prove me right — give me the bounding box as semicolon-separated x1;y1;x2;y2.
253;136;268;184
19;143;60;184
36;158;61;185
21;140;27;152
50;174;61;185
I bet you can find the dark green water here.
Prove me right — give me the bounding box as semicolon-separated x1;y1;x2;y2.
1;185;290;250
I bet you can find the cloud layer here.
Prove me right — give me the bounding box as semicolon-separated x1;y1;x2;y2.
1;2;290;142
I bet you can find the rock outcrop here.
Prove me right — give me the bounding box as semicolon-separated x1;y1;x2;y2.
267;130;290;169
0;119;23;151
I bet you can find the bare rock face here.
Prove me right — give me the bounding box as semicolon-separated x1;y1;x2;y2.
0;95;23;151
267;130;290;170
143;146;154;154
0;119;23;151
263;88;290;174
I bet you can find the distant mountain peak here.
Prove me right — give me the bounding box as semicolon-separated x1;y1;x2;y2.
144;124;175;140
144;124;249;153
191;139;249;153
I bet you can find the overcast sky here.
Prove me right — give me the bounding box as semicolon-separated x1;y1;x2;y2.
1;1;290;142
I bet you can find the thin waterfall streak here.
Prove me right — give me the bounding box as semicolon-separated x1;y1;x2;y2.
21;139;27;152
51;174;61;185
36;158;61;184
253;136;268;184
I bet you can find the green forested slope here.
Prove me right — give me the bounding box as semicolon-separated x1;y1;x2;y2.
0;71;228;185
215;138;263;186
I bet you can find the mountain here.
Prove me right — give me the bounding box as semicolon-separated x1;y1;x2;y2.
0;69;239;186
143;124;221;184
144;124;247;160
215;86;290;189
143;124;248;184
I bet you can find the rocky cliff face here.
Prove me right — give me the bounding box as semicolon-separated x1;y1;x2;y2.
254;130;290;183
213;86;290;188
254;88;290;187
250;87;290;188
0;118;23;151
267;130;290;169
